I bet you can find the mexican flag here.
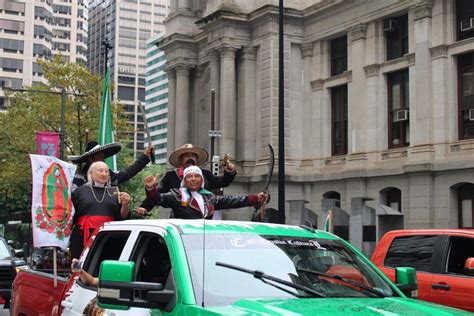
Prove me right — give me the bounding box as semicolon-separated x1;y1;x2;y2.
324;209;333;233
98;66;117;171
29;154;76;249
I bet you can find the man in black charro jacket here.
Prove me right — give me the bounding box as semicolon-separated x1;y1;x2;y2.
144;166;265;219
69;140;154;191
137;144;236;214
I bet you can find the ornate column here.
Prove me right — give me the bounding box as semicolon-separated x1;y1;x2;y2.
194;65;209;147
237;46;257;162
219;46;238;157
209;49;220;131
411;0;433;148
170;0;177;13
175;66;192;146
178;0;192;11
301;43;315;159
348;23;368;155
409;0;435;229
311;40;331;157
166;68;177;155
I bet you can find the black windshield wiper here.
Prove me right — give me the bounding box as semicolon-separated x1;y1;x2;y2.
216;261;326;298
297;268;388;298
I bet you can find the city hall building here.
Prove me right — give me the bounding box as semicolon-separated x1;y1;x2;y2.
159;0;474;233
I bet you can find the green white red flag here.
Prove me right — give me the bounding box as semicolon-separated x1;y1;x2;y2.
29;154;76;249
98;66;117;171
324;209;333;233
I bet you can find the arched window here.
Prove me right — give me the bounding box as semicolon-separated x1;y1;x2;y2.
380;187;402;212
323;191;341;208
458;183;474;228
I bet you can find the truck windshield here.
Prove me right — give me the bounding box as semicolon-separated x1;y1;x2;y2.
0;239;12;259
182;234;396;306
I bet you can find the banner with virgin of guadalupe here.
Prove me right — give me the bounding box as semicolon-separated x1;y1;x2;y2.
29;154;76;250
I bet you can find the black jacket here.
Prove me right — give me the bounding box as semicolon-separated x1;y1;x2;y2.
151;188;258;219
140;168;236;212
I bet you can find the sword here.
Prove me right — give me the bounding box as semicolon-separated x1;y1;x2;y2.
138;101;156;164
263;144;274;197
251;144;274;222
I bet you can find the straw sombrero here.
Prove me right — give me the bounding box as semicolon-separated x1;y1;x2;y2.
69;141;122;163
168;144;208;167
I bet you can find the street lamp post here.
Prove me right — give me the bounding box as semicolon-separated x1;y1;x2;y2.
59;88;66;160
4;86;85;160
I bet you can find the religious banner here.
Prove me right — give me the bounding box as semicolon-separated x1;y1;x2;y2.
29;154;76;249
36;132;60;157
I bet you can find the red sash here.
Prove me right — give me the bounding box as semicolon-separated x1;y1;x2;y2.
77;215;114;246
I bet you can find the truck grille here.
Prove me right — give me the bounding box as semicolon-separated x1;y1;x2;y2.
0;266;15;282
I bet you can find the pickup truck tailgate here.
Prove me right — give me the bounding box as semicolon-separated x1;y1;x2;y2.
11;269;69;316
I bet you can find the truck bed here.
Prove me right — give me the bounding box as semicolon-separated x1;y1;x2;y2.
11;268;70;316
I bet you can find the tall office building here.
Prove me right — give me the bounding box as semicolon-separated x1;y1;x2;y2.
145;33;168;164
0;0;88;110
88;0;169;155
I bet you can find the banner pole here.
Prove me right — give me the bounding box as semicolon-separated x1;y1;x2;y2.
53;247;58;288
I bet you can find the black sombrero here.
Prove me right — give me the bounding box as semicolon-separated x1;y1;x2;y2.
69;140;122;163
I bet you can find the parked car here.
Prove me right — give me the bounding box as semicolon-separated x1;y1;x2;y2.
11;220;472;315
371;229;474;312
0;236;27;307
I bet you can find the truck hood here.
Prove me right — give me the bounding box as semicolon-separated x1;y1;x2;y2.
204;297;470;315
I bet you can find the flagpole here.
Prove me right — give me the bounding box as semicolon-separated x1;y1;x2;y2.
98;39;117;171
53;247;57;288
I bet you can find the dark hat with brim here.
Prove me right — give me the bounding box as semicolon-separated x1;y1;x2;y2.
169;143;208;167
69;140;122;163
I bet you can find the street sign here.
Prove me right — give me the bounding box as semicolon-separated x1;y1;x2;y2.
209;130;222;138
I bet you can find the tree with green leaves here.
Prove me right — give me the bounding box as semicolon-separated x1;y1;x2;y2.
0;56;130;219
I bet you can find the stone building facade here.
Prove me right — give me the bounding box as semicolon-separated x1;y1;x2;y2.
159;0;474;230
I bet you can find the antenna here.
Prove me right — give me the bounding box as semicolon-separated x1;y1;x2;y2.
201;217;206;307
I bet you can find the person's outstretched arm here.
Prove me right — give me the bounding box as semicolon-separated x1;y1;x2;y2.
214;192;267;210
203;167;236;190
111;145;154;185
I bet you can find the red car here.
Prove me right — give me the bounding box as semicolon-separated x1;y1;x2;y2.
371;229;474;312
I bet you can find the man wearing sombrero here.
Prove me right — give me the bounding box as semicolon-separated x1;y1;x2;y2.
70;140;154;191
138;144;236;213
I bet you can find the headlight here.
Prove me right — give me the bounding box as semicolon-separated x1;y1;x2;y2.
15;265;29;273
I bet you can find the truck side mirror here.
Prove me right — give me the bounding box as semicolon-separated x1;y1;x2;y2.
395;267;418;298
97;260;175;310
464;258;474;276
14;249;24;258
97;260;135;311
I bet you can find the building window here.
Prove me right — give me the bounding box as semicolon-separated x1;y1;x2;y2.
331;85;348;156
323;191;341;208
458;52;474;139
388;69;410;148
118;86;135;101
384;15;408;61
456;0;474;41
385;188;402;212
458;183;474;228
330;35;347;76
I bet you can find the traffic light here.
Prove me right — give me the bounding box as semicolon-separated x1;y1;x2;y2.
212;155;220;176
